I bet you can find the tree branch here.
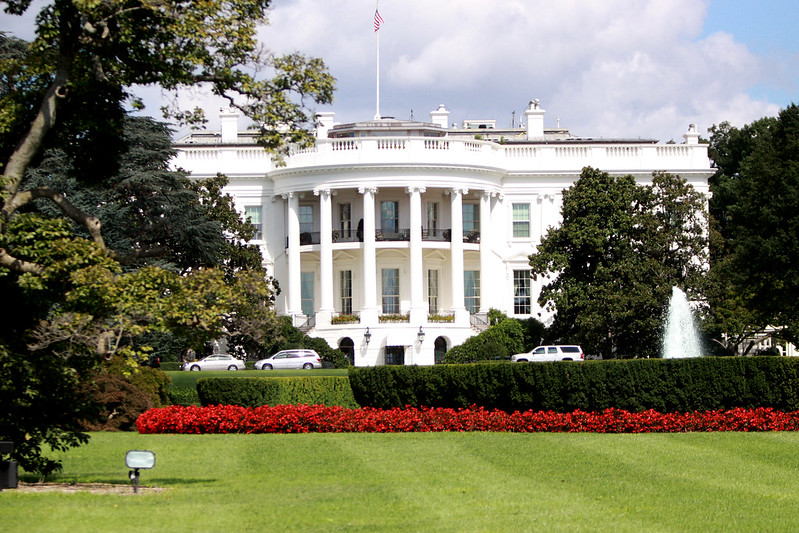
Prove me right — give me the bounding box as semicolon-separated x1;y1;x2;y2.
0;247;44;274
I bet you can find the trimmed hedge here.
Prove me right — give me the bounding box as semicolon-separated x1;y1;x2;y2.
196;376;359;408
348;357;799;413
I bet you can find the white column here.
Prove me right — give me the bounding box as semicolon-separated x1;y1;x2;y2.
479;191;492;313
284;192;302;316
408;186;426;323
450;188;467;322
315;188;334;325
360;186;378;324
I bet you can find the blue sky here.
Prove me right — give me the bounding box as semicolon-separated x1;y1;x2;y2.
2;0;797;141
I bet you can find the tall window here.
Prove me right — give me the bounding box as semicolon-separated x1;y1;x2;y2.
463;203;480;232
427;202;439;235
513;270;531;315
512;203;530;238
464;270;480;314
382;268;400;314
244;205;262;240
301;272;314;317
299;205;314;234
427;269;439;314
339;203;351;238
381;201;399;233
340;270;352;314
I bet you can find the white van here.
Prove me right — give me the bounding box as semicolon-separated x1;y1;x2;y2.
511;345;584;362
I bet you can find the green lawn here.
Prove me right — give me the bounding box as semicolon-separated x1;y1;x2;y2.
166;368;348;389
4;431;799;532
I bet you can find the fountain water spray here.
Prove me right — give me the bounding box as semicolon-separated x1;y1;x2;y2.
662;286;703;358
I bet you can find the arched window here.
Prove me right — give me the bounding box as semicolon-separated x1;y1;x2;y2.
434;337;448;364
338;337;355;365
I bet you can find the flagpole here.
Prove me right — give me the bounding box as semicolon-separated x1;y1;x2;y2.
375;27;380;120
374;2;383;120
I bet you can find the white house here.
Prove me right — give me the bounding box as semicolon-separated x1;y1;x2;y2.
172;101;714;366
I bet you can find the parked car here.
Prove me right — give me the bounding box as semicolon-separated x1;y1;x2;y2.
511;345;584;362
181;354;245;371
254;349;322;370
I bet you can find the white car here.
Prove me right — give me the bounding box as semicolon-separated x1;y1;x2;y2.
511;345;584;362
182;354;245;371
254;349;322;370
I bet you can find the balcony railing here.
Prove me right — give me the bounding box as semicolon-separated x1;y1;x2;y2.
291;228;480;246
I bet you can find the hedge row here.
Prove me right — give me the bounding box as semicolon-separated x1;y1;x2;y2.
348;357;799;413
136;404;799;434
196;376;359;408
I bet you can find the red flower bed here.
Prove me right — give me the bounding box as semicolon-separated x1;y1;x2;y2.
136;405;799;434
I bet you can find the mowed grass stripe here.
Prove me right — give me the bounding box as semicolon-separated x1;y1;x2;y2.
5;432;799;532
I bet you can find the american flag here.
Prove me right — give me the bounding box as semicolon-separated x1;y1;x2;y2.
374;8;384;32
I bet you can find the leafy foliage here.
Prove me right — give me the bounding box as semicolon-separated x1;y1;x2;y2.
0;0;332;475
705;105;799;348
443;311;524;363
529;167;707;358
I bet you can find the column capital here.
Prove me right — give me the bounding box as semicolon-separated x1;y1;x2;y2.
450;187;469;196
313;187;333;198
358;186;379;195
406;186;427;195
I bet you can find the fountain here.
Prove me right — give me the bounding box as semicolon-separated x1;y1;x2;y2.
662;286;703;358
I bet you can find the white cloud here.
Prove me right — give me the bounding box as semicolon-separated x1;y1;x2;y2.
0;0;789;141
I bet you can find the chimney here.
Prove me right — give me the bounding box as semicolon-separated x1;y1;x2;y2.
315;112;336;138
429;104;450;129
220;108;240;143
524;99;545;139
683;123;700;145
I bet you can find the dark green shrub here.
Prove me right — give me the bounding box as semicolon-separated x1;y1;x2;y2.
197;376;358;408
168;386;200;406
443;316;523;363
349;357;799;413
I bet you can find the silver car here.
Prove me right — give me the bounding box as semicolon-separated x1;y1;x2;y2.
511;345;584;362
182;354;245;371
254;349;322;370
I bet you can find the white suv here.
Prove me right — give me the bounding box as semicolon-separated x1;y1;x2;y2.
254;349;322;370
511;345;584;362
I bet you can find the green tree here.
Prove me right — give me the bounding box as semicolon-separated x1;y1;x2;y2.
0;1;333;475
529;167;707;358
705;105;799;347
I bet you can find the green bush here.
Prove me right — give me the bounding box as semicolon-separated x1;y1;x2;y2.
197;376;359;408
168;386;200;406
348;357;799;413
443;316;523;363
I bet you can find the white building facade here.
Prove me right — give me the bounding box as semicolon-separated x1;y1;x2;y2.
173;102;714;366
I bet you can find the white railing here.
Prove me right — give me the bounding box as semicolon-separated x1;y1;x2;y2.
174;136;711;177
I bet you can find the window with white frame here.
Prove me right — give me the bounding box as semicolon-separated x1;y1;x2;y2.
244;205;262;240
463;203;480;232
339;203;351;238
512;203;530;238
340;270;352;314
381;201;399;233
299;205;314;234
427;202;439;235
513;270;531;315
382;268;400;314
427;269;439;314
301;272;314;317
464;270;480;314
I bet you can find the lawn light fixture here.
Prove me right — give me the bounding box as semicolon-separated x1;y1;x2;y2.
417;326;425;343
125;450;155;493
364;327;372;344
